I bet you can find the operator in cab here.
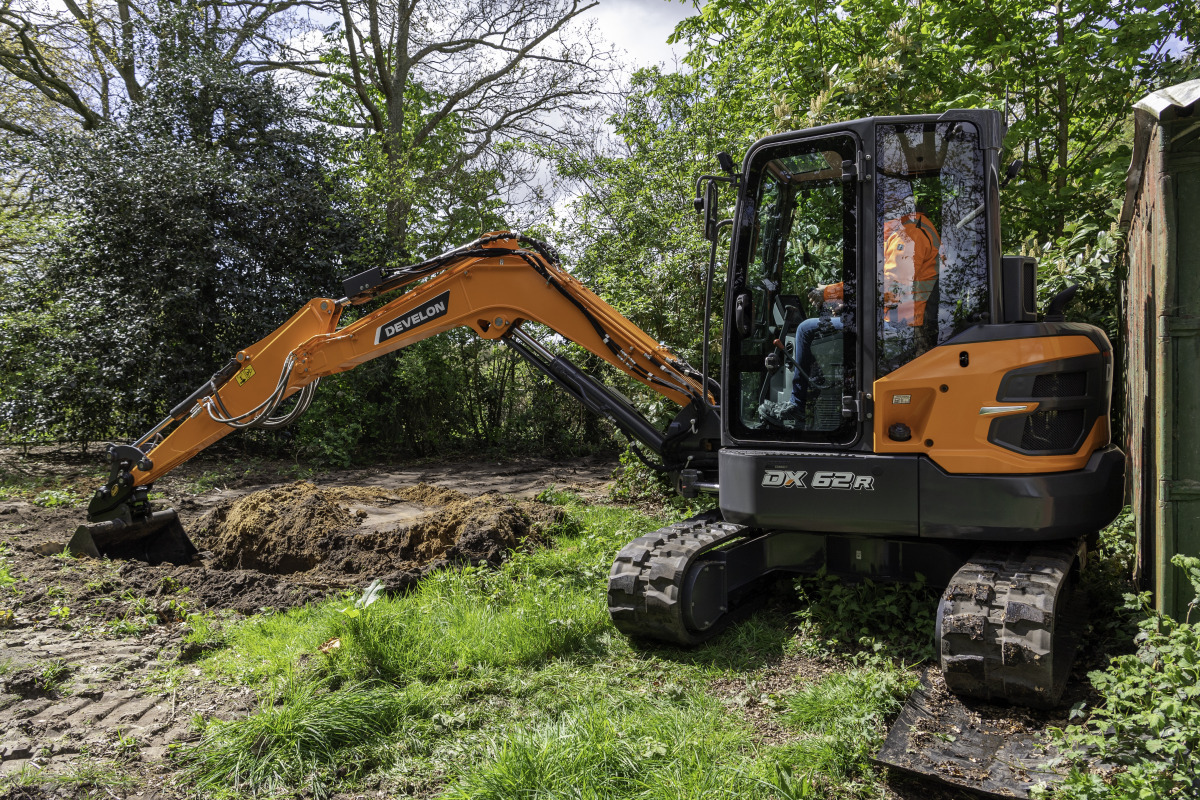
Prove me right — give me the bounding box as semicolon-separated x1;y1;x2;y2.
783;184;941;422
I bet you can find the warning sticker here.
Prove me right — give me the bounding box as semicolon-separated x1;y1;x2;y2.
235;363;256;386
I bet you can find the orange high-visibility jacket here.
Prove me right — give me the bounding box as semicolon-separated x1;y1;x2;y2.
820;212;941;326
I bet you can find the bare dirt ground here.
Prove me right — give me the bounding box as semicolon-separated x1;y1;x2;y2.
0;448;614;797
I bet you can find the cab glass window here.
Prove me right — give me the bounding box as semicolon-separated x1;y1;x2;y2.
875;122;989;376
730;135;858;443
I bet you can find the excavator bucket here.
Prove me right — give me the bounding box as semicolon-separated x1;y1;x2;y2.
68;509;197;566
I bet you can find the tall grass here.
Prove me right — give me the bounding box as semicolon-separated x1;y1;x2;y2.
180;496;913;799
778;665;915;781
182;680;436;797
441;693;766;800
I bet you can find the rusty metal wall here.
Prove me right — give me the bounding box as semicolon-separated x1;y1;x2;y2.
1123;100;1200;621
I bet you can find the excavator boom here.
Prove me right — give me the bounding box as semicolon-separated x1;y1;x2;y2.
75;232;718;563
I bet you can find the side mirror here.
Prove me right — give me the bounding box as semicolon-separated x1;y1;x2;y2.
695;179;719;242
1001;159;1023;189
717;151;736;175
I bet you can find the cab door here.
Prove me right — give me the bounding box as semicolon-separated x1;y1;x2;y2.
723;133;862;447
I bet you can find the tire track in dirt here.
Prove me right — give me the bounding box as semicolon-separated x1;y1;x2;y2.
1;630;253;779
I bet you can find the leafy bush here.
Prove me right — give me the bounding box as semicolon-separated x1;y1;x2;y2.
608;444;717;515
1055;554;1200;799
794;570;938;664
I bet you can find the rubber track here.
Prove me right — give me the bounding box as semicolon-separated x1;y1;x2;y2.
607;511;747;646
939;539;1083;709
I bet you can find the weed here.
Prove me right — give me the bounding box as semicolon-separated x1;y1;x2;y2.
186;467;236;494
32;488;80;508
178;500;901;799
114;729;141;761
778;664;915;780
122;590;155;617
83;577;116;593
608;445;718;515
48;604;71;622
181;680;435;797
533;485;580;506
1054;554;1200;799
109;616;151;637
794;570;938;663
36;658;72;693
0;608;13;628
182;612;230;650
46;584;66;598
442;690;806;800
0;758;139;792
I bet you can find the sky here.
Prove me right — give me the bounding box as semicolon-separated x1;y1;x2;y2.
583;0;696;73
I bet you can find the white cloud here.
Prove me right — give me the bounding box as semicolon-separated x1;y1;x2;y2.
583;0;695;72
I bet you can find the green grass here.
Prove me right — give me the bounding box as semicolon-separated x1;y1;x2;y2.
779;665;915;781
178;494;917;799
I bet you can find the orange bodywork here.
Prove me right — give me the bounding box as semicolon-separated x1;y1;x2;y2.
872;335;1110;474
132;234;705;486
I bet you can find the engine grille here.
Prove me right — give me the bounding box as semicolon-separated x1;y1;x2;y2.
1031;371;1087;398
1020;409;1086;451
989;353;1107;456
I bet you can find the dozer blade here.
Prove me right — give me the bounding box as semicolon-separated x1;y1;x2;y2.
68;509;197;566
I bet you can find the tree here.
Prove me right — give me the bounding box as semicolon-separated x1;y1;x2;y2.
295;0;612;259
0;0;315;134
0;56;359;444
671;0;1198;245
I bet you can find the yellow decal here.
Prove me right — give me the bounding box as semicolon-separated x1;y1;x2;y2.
235;363;256;386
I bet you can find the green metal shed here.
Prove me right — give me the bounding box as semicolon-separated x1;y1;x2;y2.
1122;79;1200;621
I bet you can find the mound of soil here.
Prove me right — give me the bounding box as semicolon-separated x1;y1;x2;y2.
196;481;528;579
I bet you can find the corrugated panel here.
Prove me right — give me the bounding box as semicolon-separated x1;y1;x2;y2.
1123;81;1200;621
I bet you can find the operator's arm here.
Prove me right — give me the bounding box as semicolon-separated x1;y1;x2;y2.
125;232;710;487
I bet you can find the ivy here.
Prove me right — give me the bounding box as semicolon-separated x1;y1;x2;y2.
1055;555;1200;799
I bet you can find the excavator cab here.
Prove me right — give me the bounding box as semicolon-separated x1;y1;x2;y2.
610;109;1125;708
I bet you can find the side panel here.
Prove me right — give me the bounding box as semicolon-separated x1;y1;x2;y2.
719;449;919;534
873;332;1112;474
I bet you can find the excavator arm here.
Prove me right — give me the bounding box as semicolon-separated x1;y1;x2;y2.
77;233;720;561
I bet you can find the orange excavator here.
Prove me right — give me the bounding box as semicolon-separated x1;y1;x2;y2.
74;109;1124;711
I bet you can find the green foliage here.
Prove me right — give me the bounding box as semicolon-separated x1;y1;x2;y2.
664;0;1194;348
1055;556;1200;799
182;680;436;797
1027;212;1125;340
0;54;358;445
36;658;72;694
177;497;924;799
608;444;718;515
31;488;79;508
794;571;939;663
442;695;762;800
780;665;916;781
554;68;739;395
